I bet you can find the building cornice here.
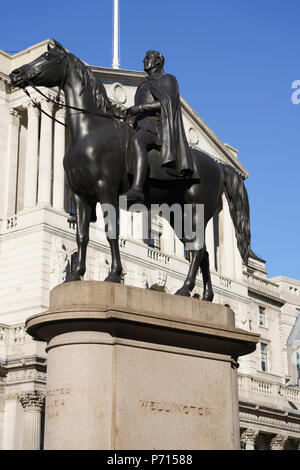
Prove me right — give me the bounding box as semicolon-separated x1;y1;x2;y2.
0;39;53;61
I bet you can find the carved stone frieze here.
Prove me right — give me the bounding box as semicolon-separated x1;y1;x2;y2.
6;368;46;385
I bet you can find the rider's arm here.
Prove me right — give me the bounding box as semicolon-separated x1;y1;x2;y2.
138;101;161;113
127;101;161;116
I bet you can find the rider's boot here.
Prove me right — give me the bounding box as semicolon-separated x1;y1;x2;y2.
121;144;148;204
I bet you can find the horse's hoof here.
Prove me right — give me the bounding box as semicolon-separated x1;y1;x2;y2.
65;272;82;282
105;272;122;284
67;216;77;224
202;291;214;302
175;286;191;297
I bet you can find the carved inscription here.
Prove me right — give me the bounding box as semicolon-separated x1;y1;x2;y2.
140;400;210;416
45;388;70;419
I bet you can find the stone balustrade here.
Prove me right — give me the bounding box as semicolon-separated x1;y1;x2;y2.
147;248;170;265
238;373;300;403
243;272;279;293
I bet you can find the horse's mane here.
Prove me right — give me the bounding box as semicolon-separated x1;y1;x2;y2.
67;52;112;114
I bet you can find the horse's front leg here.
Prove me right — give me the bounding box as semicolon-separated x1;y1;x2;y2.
68;193;91;281
95;180;123;283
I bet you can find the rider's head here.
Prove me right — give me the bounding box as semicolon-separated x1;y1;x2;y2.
143;50;165;72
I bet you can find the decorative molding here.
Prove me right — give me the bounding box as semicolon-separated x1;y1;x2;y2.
6;368;47;385
112;82;127;104
9;108;21;125
187;127;199;146
248;289;284;308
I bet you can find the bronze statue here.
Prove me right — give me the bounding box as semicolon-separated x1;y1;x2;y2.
10;40;251;301
122;50;194;203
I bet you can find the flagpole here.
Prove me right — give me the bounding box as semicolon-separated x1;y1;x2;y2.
112;0;120;69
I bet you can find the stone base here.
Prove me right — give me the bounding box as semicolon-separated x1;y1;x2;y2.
26;281;259;450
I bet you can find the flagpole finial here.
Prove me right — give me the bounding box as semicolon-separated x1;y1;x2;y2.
112;0;120;69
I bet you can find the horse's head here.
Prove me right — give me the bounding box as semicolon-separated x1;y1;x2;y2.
10;40;68;89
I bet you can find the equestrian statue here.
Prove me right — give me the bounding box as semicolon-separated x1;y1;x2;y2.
10;40;250;301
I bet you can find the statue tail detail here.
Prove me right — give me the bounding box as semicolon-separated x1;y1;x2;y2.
222;164;250;264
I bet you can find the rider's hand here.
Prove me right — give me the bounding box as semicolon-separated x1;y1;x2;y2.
126;105;143;117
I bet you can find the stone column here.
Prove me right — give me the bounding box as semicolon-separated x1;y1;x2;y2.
53;107;66;211
4;109;20;216
270;434;287;451
38;99;54;206
2;394;18;450
19;392;45;450
240;428;258;450
23;102;40;209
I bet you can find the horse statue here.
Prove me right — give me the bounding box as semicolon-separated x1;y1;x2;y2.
10;40;250;301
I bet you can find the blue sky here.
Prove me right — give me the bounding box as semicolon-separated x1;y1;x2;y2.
1;0;299;280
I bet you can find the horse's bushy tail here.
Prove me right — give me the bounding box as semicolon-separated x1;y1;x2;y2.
222;164;250;264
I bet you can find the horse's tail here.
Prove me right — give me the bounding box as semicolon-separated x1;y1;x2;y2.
221;164;250;264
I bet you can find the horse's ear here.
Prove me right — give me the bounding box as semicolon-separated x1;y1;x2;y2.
52;39;66;51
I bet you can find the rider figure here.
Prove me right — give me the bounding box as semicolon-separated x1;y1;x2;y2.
122;50;194;203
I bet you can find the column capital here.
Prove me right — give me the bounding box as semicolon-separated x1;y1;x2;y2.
240;428;258;446
18;392;45;412
26;101;40;117
9;108;21;125
270;434;288;450
55;106;66;120
40;97;54;113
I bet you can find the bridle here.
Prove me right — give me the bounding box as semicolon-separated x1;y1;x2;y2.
22;53;127;127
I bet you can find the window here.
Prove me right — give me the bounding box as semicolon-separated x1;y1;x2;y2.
260;343;268;372
259;306;266;327
296;352;300;371
296;308;300;319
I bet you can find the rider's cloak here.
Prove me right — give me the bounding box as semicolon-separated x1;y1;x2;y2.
137;72;194;177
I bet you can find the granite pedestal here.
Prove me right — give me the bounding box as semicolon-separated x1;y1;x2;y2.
26;281;259;450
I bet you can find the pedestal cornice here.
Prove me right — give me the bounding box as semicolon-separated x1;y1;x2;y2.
26;281;259;359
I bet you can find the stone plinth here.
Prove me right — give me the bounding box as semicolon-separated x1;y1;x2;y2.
25;281;259;450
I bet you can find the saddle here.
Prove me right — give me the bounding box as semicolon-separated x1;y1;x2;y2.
116;120;200;182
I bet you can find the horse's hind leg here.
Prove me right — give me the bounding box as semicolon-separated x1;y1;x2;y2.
199;249;214;301
175;248;205;297
68;193;91;281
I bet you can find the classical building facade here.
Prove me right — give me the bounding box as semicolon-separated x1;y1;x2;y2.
0;40;299;450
